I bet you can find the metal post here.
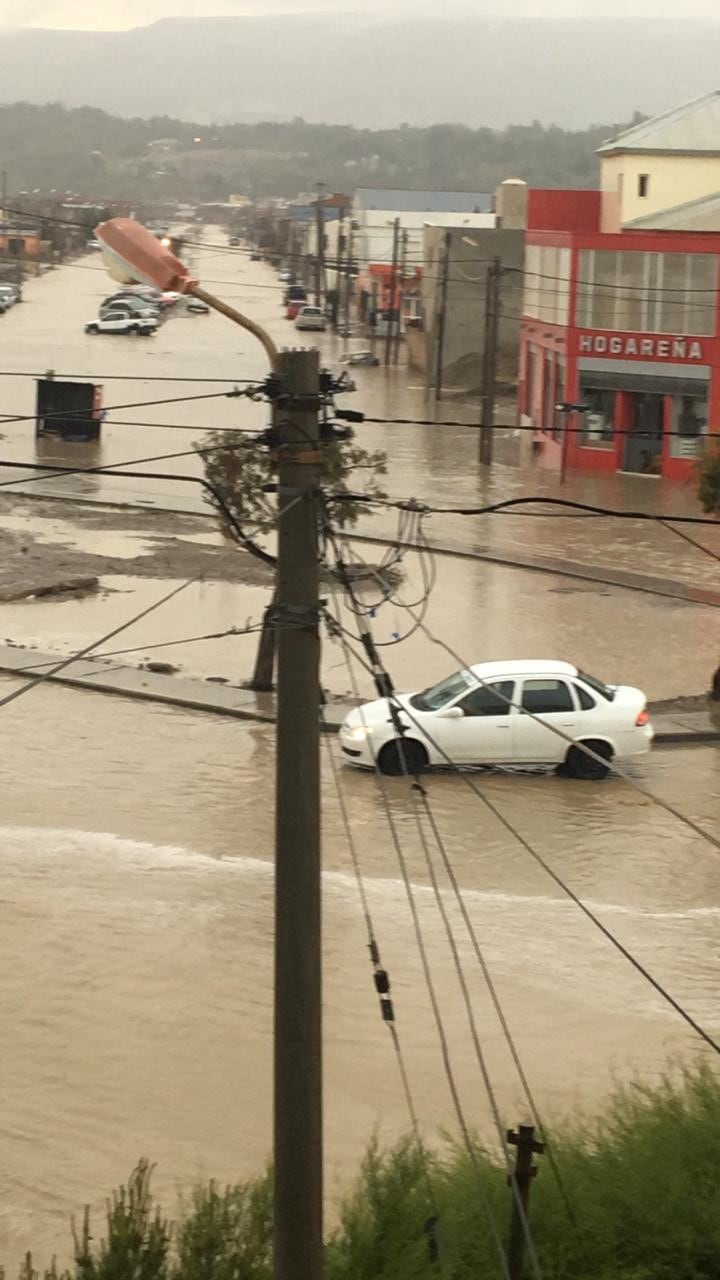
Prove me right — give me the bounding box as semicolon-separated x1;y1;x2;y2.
506;1124;544;1280
479;256;502;465
343;222;354;337
393;228;408;364
434;230;451;400
273;347;323;1280
314;183;325;308
384;216;400;367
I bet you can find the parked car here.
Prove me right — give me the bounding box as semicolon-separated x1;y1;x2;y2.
295;305;327;332
339;660;653;778
101;294;160;318
279;269;293;283
0;288;18;309
286;298;305;320
186;298;210;314
250;251;263;261
284;284;307;304
100;302;159;321
85;314;157;336
228;236;240;247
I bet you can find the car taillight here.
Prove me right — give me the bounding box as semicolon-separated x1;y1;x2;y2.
636;708;650;726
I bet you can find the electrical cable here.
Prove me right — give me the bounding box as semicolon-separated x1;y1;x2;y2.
6;623;269;672
318;703;449;1267
328;593;720;1059
659;519;720;564
323;581;514;1280
328;525;576;1228
0;493;302;713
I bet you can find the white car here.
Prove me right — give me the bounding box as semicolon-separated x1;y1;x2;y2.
85;314;157;335
295;305;327;332
339;660;653;779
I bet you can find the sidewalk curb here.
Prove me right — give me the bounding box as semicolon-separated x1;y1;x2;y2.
0;652;717;745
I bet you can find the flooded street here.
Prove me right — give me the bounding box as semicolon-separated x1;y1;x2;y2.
0;233;719;1266
1;681;719;1266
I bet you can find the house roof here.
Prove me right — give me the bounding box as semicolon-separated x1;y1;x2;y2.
355;188;492;213
598;90;720;156
625;188;720;231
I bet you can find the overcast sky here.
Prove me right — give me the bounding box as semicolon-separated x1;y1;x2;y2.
1;0;720;27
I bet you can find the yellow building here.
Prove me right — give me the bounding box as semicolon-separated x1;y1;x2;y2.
599;90;720;232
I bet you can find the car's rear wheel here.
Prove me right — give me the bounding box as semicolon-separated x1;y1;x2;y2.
378;738;428;777
130;324;140;334
564;739;613;780
87;324;99;334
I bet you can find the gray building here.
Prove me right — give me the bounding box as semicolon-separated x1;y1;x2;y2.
412;179;528;393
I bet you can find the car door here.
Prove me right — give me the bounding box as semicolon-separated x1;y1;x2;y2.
512;678;578;763
435;679;517;764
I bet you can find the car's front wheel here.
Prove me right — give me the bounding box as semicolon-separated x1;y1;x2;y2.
86;324;99;334
563;739;613;780
378;738;428;777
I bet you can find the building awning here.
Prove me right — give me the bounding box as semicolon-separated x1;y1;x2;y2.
578;357;709;396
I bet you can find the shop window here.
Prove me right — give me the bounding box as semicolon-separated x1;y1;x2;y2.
575;250;717;336
579;386;615;449
669;393;708;459
638;174;649;198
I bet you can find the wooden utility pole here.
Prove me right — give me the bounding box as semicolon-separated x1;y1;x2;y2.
393;228;408;364
343;221;354;336
479;255;502;465
384;216;400;366
434;230;451;400
314;182;326;308
273;347;323;1280
506;1124;544;1280
331;208;345;333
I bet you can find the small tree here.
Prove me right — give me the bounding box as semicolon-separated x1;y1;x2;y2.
698;443;720;516
200;430;387;689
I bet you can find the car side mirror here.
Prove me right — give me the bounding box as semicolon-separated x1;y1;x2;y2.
437;706;464;719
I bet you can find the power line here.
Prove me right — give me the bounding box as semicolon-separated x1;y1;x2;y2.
0;493;302;714
0;370;256;384
336;491;720;530
324;583;515;1280
330;528;576;1228
7;623;268;670
330;580;720;1059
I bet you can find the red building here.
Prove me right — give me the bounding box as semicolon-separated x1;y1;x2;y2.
519;189;720;479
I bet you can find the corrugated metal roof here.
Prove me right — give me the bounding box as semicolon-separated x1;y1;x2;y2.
625;188;720;230
598;90;720;155
355;188;492;213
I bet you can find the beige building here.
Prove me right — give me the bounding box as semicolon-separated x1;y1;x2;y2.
599;90;720;231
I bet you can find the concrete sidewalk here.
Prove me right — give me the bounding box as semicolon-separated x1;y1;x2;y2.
0;644;717;745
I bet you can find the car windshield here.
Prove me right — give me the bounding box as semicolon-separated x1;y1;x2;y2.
410;668;476;711
577;669;615;701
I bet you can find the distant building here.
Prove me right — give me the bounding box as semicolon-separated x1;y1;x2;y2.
520;91;720;480
599;91;720;232
417;179;528;390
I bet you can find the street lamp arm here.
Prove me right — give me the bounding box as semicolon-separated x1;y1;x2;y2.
189;284;278;368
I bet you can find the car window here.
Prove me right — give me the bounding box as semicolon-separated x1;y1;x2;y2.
410;669;476;711
458;680;515;717
521;679;574;714
574;683;596;711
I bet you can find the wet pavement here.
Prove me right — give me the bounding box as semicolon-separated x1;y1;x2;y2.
0;231;719;1267
0;681;718;1267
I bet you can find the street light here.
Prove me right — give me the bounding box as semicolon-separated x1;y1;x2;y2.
95;217;278;366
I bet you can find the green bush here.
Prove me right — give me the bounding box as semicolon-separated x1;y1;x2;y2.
698;444;720;515
12;1062;720;1280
